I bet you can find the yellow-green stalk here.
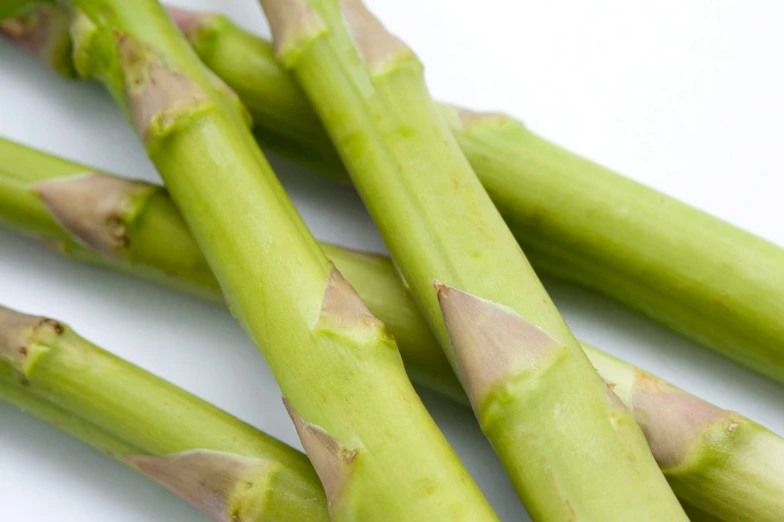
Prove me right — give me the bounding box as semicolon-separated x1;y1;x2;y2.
49;1;497;520
258;0;685;519
7;1;784;386
1;137;782;521
0;304;329;521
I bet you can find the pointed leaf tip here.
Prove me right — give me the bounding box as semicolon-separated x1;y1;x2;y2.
283;397;357;514
128;450;273;522
260;0;325;67
32;174;154;259
340;0;413;73
631;373;733;469
117;34;212;145
0;306;59;374
436;284;563;412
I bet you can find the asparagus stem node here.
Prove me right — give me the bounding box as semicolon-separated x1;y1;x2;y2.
283;397;358;518
127;450;279;522
435;281;564;415
32;174;157;258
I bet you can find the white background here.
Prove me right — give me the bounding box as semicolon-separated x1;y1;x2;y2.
1;1;783;520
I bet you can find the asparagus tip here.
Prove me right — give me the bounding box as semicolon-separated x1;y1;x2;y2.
283;397;357;514
128;449;273;522
436;283;563;412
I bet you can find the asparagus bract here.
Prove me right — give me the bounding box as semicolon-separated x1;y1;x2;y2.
1;138;782;521
0;304;329;521
258;0;686;519
50;1;497;519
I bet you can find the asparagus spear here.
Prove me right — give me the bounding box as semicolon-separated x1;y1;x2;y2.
2;137;782;521
258;0;686;519
48;1;497;519
7;4;783;386
0;304;330;521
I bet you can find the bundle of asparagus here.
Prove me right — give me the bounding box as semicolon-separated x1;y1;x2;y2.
1;0;782;521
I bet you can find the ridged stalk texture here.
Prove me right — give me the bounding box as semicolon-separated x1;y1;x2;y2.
1;138;782;521
52;1;496;520
6;2;783;384
0;304;329;521
258;0;685;519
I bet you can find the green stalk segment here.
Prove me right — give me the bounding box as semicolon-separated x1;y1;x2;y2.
1;138;782;521
6;3;784;385
260;0;685;519
54;1;496;520
0;304;329;521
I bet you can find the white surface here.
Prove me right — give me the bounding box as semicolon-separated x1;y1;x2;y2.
1;0;783;520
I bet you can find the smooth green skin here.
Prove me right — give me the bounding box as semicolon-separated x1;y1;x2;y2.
170;10;784;384
277;0;685;520
2;139;783;522
0;313;329;521
59;1;496;520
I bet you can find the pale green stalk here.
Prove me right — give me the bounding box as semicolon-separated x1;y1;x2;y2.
0;304;329;521
258;0;686;519
7;2;783;385
1;137;782;521
48;1;496;520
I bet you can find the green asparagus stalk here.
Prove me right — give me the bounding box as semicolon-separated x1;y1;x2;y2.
0;304;330;521
2;137;782;521
259;0;685;519
49;1;497;519
7;3;783;386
